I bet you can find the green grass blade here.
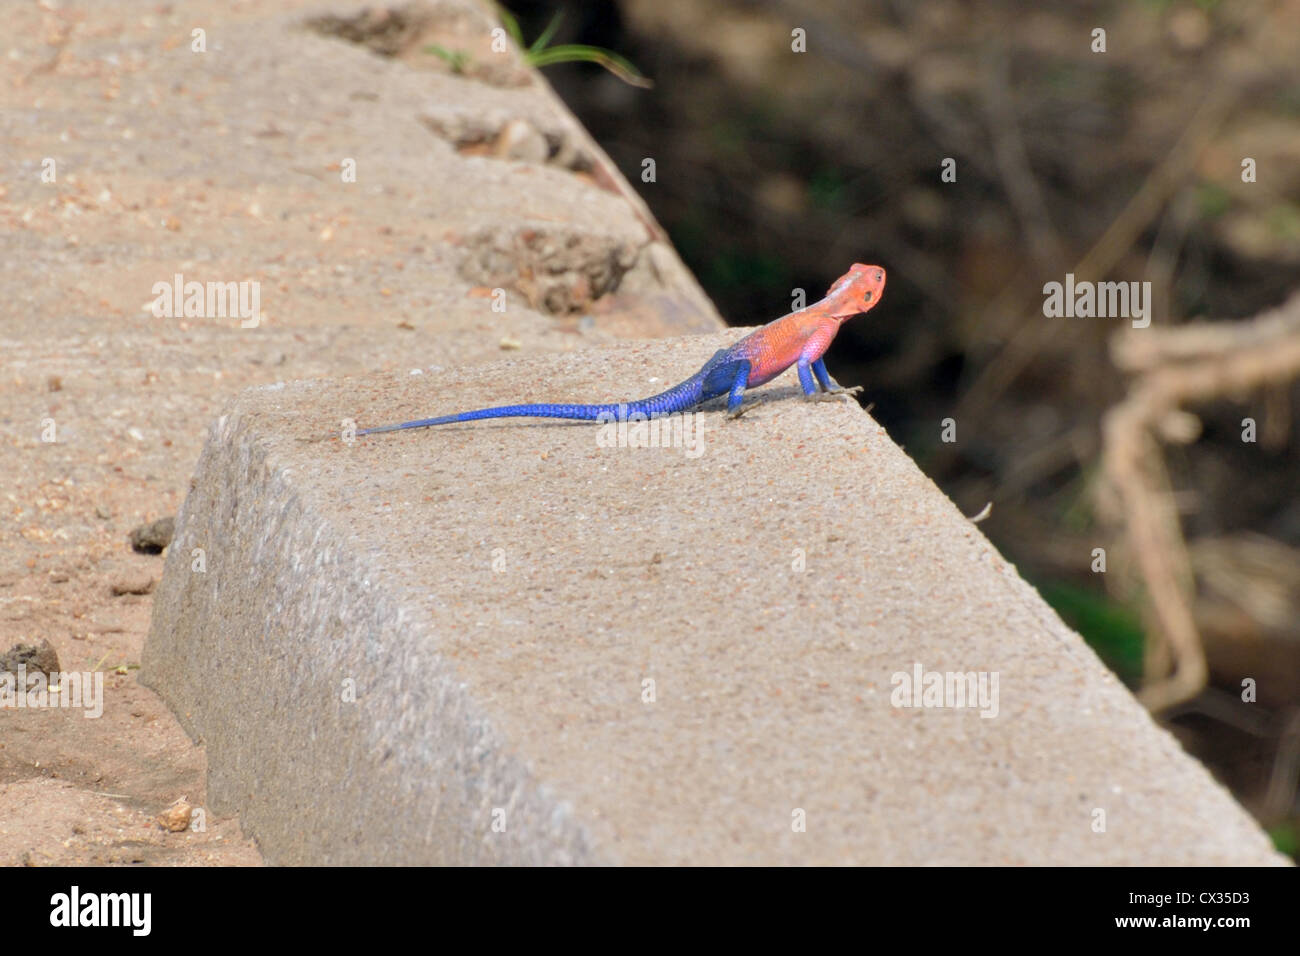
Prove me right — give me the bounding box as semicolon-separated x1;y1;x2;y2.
527;44;653;88
529;10;565;55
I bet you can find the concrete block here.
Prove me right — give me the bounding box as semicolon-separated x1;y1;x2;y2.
143;338;1288;864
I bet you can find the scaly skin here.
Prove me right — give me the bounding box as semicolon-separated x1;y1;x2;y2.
353;263;885;436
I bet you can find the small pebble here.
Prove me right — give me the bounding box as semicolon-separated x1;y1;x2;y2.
129;516;175;553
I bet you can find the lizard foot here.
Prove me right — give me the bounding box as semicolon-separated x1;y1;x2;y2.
807;386;863;403
726;399;761;420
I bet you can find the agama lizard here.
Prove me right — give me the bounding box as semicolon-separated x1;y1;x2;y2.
352;263;885;436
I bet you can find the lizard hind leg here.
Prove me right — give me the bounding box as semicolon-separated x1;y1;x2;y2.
701;358;758;419
700;357;755;417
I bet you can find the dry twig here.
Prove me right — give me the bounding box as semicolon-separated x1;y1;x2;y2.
1100;291;1300;711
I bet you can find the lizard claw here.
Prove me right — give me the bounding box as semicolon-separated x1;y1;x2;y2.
807;386;863;403
726;399;760;420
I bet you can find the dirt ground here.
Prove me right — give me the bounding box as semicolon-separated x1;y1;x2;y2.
0;419;265;864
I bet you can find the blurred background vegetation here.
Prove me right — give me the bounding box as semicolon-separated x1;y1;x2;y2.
420;0;1300;855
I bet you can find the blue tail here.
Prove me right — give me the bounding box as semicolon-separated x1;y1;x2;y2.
355;370;718;437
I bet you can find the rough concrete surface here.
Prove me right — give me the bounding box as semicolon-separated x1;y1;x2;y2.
1;0;714;865
143;340;1287;865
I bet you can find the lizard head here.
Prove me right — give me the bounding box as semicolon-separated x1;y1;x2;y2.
825;263;886;321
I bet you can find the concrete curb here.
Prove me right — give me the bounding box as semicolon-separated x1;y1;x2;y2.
142;344;1289;864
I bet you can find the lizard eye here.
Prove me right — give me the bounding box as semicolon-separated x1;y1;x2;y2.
863;290;873;303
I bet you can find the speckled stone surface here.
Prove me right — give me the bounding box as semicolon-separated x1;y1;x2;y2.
142;337;1287;864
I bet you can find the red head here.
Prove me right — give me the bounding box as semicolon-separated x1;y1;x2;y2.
823;263;886;321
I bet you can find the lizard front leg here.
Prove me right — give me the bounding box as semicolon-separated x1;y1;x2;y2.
796;358;819;396
808;357;863;401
